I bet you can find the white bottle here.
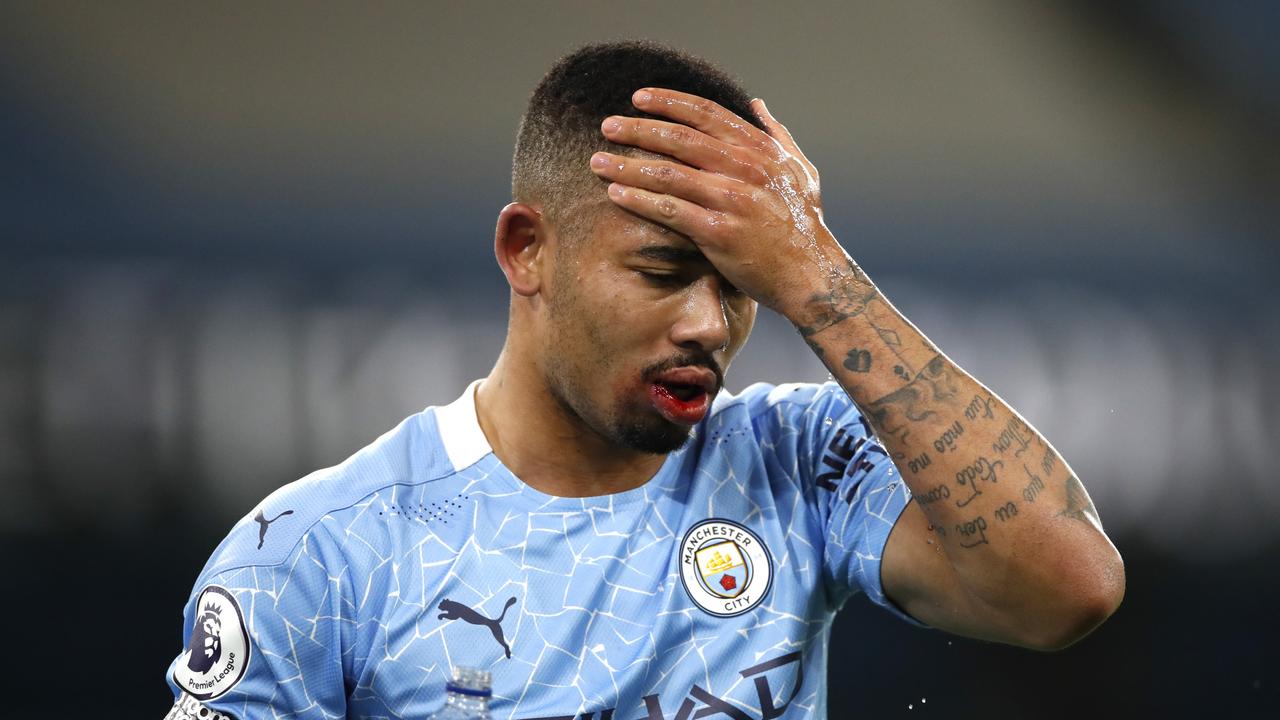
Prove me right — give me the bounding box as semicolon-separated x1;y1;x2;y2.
426;666;492;720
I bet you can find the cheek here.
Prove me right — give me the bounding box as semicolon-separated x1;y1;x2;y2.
584;303;663;394
573;304;631;375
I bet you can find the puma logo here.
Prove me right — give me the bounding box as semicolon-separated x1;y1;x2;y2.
254;509;294;549
437;596;517;658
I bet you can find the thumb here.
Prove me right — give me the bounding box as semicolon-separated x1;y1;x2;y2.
752;98;795;146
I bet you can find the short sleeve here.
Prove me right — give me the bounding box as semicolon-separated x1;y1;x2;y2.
164;524;352;719
782;383;924;626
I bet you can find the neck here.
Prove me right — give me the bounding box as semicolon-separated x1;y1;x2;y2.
475;344;668;498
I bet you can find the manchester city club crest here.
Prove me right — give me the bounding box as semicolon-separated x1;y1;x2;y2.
679;519;773;617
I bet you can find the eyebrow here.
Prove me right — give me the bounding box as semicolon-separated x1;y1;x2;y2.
632;245;707;264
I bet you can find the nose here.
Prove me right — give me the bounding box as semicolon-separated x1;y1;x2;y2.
669;277;732;354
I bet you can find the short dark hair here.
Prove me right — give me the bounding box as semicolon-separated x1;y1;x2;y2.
512;40;763;240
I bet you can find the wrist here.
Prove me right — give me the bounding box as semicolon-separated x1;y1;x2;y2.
779;248;879;336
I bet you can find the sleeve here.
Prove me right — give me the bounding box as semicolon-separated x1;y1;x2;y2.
163;523;352;720
778;382;926;626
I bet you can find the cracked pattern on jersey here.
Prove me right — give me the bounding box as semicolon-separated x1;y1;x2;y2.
166;383;914;719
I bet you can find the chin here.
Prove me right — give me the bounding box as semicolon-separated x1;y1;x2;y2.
614;417;694;455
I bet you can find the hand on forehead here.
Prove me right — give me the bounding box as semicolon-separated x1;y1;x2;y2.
588;85;831;315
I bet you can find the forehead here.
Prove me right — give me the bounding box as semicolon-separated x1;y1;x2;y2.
574;148;706;256
582;213;704;269
589;204;697;253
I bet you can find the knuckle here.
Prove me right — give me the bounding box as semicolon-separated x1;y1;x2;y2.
641;163;681;191
705;212;732;239
721;184;758;209
657;197;679;218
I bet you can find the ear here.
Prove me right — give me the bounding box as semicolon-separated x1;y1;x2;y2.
494;202;549;297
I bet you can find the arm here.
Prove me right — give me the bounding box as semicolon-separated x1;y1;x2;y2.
591;89;1124;650
791;261;1124;649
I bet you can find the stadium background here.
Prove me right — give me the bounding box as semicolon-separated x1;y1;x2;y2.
1;1;1276;717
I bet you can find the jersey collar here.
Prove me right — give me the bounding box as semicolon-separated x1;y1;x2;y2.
434;379;492;472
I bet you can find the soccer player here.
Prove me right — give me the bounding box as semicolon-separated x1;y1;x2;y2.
163;41;1124;720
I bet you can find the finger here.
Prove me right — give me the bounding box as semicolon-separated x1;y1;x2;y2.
602;115;770;185
605;181;725;240
632;88;777;155
590;152;750;212
751;98;818;179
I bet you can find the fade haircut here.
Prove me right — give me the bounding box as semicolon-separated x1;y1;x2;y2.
512;40;765;243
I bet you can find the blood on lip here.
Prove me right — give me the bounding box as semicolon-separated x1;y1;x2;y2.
649;381;711;424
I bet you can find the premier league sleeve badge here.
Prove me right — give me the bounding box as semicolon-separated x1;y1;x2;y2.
172;585;251;700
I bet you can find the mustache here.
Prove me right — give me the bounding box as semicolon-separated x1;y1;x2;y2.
642;353;725;392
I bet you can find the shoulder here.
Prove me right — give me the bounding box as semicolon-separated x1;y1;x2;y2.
698;382;875;472
707;381;860;430
193;404;461;583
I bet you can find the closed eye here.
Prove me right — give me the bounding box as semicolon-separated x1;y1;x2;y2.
637;270;685;286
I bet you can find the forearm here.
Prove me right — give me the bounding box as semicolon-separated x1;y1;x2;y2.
788;256;1123;633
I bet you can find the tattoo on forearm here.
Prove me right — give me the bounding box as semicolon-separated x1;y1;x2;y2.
866;310;920;378
917;355;958;398
991;416;1033;457
954;515;990;548
1059;476;1100;526
796;267;878;336
877;328;902;347
954;456;1004;508
994;500;1019;522
843;348;872;373
803;336;825;360
1021;464;1046;503
868;387;932;445
963;394;995;422
867;355;957;444
912;483;951;506
906;451;931;474
931;420;965;453
1040;446;1058;477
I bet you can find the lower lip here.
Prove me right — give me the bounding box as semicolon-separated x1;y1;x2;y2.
649;383;710;425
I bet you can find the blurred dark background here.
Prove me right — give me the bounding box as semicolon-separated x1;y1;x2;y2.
2;1;1277;717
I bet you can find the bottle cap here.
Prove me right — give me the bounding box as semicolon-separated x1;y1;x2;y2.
446;666;493;697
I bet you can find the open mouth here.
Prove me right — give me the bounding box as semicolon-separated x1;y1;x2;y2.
661;381;706;402
647;366;718;425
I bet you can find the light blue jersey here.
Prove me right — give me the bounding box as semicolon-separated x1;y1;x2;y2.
164;381;918;720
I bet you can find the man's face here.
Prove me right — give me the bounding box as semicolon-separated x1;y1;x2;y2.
539;200;757;454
